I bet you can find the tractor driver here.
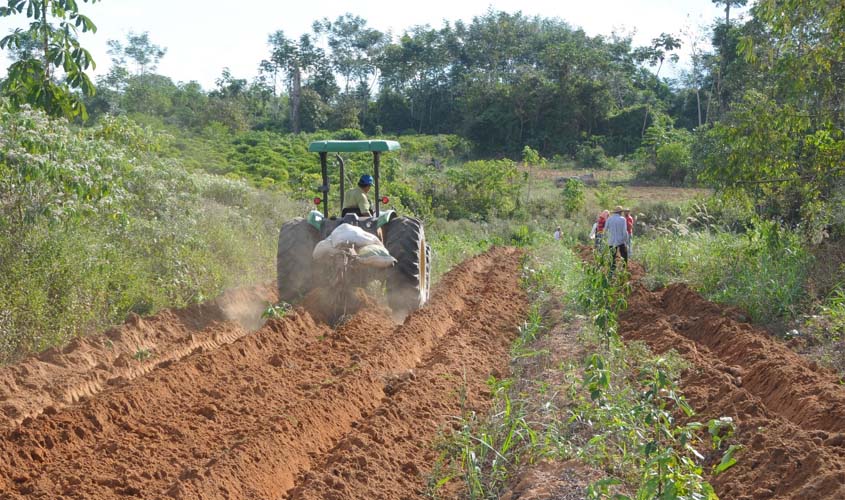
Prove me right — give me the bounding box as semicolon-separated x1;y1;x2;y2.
342;174;374;217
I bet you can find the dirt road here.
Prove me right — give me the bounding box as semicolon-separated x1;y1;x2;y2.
0;247;527;499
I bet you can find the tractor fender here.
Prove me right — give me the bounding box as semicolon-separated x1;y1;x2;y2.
307;210;325;231
376;210;397;229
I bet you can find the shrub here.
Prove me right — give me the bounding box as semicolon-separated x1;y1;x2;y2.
655;141;692;183
521;145;546;167
562;179;586;217
332;128;366;140
593;181;628;210
575;143;610;169
0;107;301;362
441;159;523;220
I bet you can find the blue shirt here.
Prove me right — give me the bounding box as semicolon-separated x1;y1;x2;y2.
605;214;628;247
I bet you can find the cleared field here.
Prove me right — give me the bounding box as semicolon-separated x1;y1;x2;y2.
0;248;527;499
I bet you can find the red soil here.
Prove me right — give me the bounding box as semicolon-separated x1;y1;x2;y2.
0;284;276;432
621;282;845;499
0;247;527;499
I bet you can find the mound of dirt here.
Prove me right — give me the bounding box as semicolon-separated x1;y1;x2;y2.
621;282;845;499
0;283;276;432
0;247;527;499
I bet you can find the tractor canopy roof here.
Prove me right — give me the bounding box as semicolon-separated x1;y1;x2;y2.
307;140;401;153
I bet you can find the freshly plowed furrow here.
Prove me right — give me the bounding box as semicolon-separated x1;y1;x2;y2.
0;284;275;431
0;247;526;500
168;248;517;499
0;301;402;499
0;313;330;498
621;283;845;499
656;284;845;434
287;249;527;499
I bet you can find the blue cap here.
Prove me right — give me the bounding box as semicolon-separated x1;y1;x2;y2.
358;174;374;186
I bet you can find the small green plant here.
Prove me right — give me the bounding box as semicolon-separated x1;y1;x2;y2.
512;305;545;358
262;301;292;319
562;178;586;217
133;348;152;361
593;181;628;211
431;376;539;499
575;351;723;500
522;145;546;167
575;250;630;347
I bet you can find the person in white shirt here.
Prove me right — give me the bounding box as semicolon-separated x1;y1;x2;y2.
553;226;562;241
605;206;629;274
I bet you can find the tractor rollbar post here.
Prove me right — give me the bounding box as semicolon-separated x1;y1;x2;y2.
336;154;345;214
374;151;381;217
320;152;329;217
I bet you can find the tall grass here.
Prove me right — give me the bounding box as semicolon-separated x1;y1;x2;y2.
0;109;303;362
636;220;811;323
427;219;552;283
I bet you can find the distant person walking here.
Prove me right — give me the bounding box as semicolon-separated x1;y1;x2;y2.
593;210;609;250
605;206;628;274
623;208;634;256
553;226;562;241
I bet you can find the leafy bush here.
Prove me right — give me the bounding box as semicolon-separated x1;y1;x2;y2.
655;141;692;183
332;128;367;140
521;145;546;167
575;143;610;169
593;181;628;210
441;159;523;220
0;107;301;362
562;178;586;217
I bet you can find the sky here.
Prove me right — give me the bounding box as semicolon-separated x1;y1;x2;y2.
0;0;747;90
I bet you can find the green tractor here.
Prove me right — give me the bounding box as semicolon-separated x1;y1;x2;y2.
276;140;431;313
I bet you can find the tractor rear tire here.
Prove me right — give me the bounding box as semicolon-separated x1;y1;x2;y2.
277;218;320;302
384;217;431;314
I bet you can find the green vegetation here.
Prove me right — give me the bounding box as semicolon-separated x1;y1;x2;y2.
637;219;811;323
429;239;734;498
0;0;98;119
561;179;586;218
0;1;844;492
0;106;300;362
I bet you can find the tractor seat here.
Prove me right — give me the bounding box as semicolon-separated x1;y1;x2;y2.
341;212;361;226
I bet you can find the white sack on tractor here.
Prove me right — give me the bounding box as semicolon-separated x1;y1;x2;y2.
356;244;396;268
312;239;344;260
328;223;382;248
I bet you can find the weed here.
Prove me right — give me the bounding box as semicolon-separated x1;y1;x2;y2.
261;301;292;319
133;348;152;361
431;377;539;499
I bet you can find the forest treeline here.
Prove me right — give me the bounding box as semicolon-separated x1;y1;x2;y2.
0;3;744;158
0;0;843;227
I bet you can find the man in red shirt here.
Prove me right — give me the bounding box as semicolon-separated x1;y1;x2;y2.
594;210;609;250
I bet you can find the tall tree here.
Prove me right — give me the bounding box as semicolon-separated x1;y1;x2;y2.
262;31;325;133
313;13;387;125
712;0;748;26
107;31;167;75
635;32;681;136
0;0;99;119
700;0;845;228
